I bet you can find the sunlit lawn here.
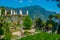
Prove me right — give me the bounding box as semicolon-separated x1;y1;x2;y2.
18;32;60;40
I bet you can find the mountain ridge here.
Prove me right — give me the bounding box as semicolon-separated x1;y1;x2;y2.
0;5;56;20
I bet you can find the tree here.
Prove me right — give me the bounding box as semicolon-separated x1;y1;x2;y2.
48;15;53;20
1;7;5;15
3;22;11;40
0;17;4;39
35;18;42;30
46;15;58;32
0;27;4;39
23;15;32;29
4;32;11;40
46;15;54;27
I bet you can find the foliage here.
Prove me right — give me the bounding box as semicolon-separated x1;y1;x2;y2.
46;15;58;28
48;15;53;19
47;23;53;28
0;7;10;15
54;14;60;18
0;18;4;39
24;30;31;35
35;18;42;29
3;22;12;40
23;15;32;29
3;22;10;32
18;32;60;40
4;32;11;40
1;7;5;15
46;15;57;28
0;27;4;36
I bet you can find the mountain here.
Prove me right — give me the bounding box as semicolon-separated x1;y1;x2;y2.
0;5;56;21
54;14;60;18
16;5;56;20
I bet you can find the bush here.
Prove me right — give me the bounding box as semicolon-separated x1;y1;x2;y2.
0;28;4;36
4;32;11;40
23;15;32;29
24;30;31;35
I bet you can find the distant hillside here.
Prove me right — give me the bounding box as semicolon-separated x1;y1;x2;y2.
54;14;60;18
0;5;57;20
16;5;56;20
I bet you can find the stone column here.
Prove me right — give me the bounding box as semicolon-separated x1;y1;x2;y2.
5;10;7;15
20;10;22;15
11;9;13;15
27;10;28;15
15;11;17;15
0;9;1;16
14;10;16;15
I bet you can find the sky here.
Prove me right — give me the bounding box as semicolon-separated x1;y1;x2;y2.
0;0;60;13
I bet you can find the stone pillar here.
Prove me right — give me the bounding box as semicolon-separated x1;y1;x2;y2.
0;9;1;16
15;11;17;15
27;10;28;15
14;10;16;15
5;10;7;15
11;9;13;15
20;10;22;15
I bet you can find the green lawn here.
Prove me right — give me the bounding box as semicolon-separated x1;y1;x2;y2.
18;32;60;40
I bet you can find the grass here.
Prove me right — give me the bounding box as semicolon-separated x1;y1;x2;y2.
18;32;60;40
10;27;20;32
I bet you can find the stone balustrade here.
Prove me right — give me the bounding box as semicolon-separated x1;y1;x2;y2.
0;9;29;16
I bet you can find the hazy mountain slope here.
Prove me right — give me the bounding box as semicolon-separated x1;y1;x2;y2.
16;5;56;20
0;5;56;20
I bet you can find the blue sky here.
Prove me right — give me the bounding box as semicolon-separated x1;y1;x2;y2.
0;0;60;13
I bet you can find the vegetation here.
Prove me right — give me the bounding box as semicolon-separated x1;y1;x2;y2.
0;17;4;39
1;7;5;15
23;15;32;29
18;32;60;40
0;27;4;39
4;32;11;40
3;22;12;40
46;15;57;26
24;30;31;35
54;14;60;18
35;18;42;29
0;10;60;40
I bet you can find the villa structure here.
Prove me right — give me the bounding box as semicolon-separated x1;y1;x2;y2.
0;9;28;16
0;9;29;23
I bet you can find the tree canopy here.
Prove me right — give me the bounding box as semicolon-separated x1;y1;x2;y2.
35;18;42;29
23;15;32;29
